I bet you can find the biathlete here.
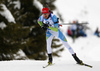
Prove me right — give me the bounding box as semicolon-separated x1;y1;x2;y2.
38;7;83;65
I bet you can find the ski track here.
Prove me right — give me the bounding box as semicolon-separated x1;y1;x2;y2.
0;60;100;71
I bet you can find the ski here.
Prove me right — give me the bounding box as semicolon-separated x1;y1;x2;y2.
83;63;93;68
77;63;93;68
43;63;55;68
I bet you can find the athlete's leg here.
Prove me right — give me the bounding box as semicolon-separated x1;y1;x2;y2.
46;31;54;54
46;35;54;54
58;30;83;64
46;31;54;64
58;30;75;54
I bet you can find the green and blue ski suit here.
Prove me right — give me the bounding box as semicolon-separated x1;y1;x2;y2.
38;13;75;54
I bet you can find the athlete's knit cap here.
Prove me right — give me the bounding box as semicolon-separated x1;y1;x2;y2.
42;7;49;14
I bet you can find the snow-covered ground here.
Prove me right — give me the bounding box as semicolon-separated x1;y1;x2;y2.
0;0;100;71
0;60;100;71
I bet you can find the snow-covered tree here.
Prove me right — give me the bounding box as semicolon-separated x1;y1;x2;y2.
0;0;46;60
0;0;64;60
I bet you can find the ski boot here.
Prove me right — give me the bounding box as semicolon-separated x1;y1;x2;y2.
48;54;52;65
72;53;83;65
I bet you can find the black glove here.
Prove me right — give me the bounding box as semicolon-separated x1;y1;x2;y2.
42;26;47;31
43;24;49;28
42;24;49;31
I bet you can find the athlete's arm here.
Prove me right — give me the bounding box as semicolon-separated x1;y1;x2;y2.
37;16;43;27
48;15;59;32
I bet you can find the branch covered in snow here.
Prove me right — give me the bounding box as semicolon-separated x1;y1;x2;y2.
33;0;43;12
0;4;16;23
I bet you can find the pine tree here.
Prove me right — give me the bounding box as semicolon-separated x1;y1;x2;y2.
18;0;46;60
0;22;30;60
0;0;47;60
0;0;64;60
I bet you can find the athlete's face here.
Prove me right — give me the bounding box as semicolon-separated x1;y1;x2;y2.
43;13;49;19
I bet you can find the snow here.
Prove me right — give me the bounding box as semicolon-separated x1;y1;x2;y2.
0;4;15;29
0;4;15;23
14;49;27;59
0;0;100;71
0;60;100;71
33;0;43;12
0;22;6;29
12;0;21;9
